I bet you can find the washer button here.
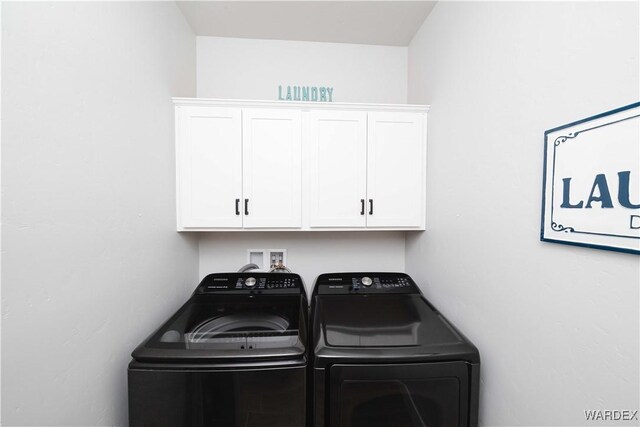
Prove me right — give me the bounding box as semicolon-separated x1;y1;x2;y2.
361;277;373;287
245;277;256;288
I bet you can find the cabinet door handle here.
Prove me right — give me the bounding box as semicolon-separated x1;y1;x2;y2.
235;199;240;215
360;199;365;215
369;199;374;215
244;199;249;215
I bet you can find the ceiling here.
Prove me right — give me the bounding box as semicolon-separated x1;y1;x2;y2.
176;1;437;47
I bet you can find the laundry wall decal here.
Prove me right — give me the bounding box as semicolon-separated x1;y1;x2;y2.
278;85;334;102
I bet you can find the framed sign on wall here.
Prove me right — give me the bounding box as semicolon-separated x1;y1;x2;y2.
541;102;640;254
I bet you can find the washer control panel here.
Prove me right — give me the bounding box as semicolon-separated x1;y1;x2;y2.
316;273;417;295
199;273;302;294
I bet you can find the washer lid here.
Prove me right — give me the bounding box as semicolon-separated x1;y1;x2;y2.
183;312;297;351
189;313;290;339
132;294;306;363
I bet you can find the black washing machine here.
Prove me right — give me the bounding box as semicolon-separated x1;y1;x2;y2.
310;272;480;427
128;272;308;427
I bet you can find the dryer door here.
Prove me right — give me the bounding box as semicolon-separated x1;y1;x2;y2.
329;361;470;427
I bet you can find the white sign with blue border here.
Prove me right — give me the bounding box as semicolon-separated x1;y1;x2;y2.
541;102;640;254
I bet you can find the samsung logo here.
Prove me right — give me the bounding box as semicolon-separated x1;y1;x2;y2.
327;278;342;281
213;278;228;281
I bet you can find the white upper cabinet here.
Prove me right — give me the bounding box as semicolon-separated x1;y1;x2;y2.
308;110;368;228
177;106;242;229
174;99;428;231
367;112;425;228
242;109;302;228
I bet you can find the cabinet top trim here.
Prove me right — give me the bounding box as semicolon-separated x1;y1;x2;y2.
172;97;430;113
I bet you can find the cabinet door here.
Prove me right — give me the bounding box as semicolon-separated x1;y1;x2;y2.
242;109;302;228
177;106;242;229
367;112;425;228
308;111;367;228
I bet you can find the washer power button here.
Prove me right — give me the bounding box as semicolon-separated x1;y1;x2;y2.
361;277;373;287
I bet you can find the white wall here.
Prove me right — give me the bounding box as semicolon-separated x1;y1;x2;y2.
1;3;198;426
0;2;4;422
197;36;408;103
406;2;639;426
196;36;409;285
199;232;406;292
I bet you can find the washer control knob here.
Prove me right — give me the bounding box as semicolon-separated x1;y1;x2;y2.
361;277;373;287
245;277;256;288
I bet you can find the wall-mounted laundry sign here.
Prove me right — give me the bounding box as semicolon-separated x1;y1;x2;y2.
541;102;640;254
278;85;334;102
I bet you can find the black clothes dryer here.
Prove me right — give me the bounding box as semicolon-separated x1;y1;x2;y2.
310;272;480;427
128;272;308;427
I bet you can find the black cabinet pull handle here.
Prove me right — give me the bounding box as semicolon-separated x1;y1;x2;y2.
244;199;249;215
369;199;373;215
235;199;240;215
360;199;365;215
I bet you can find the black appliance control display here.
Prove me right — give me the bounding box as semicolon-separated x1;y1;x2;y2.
316;273;418;295
199;273;302;294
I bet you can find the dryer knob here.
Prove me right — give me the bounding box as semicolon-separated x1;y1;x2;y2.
245;277;257;288
361;277;373;287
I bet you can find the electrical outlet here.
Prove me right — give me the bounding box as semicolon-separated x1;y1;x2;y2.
267;249;287;269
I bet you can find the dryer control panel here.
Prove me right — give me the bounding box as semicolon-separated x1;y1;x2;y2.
315;273;419;295
198;273;303;295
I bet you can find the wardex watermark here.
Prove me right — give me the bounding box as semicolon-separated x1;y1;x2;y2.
584;410;638;421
